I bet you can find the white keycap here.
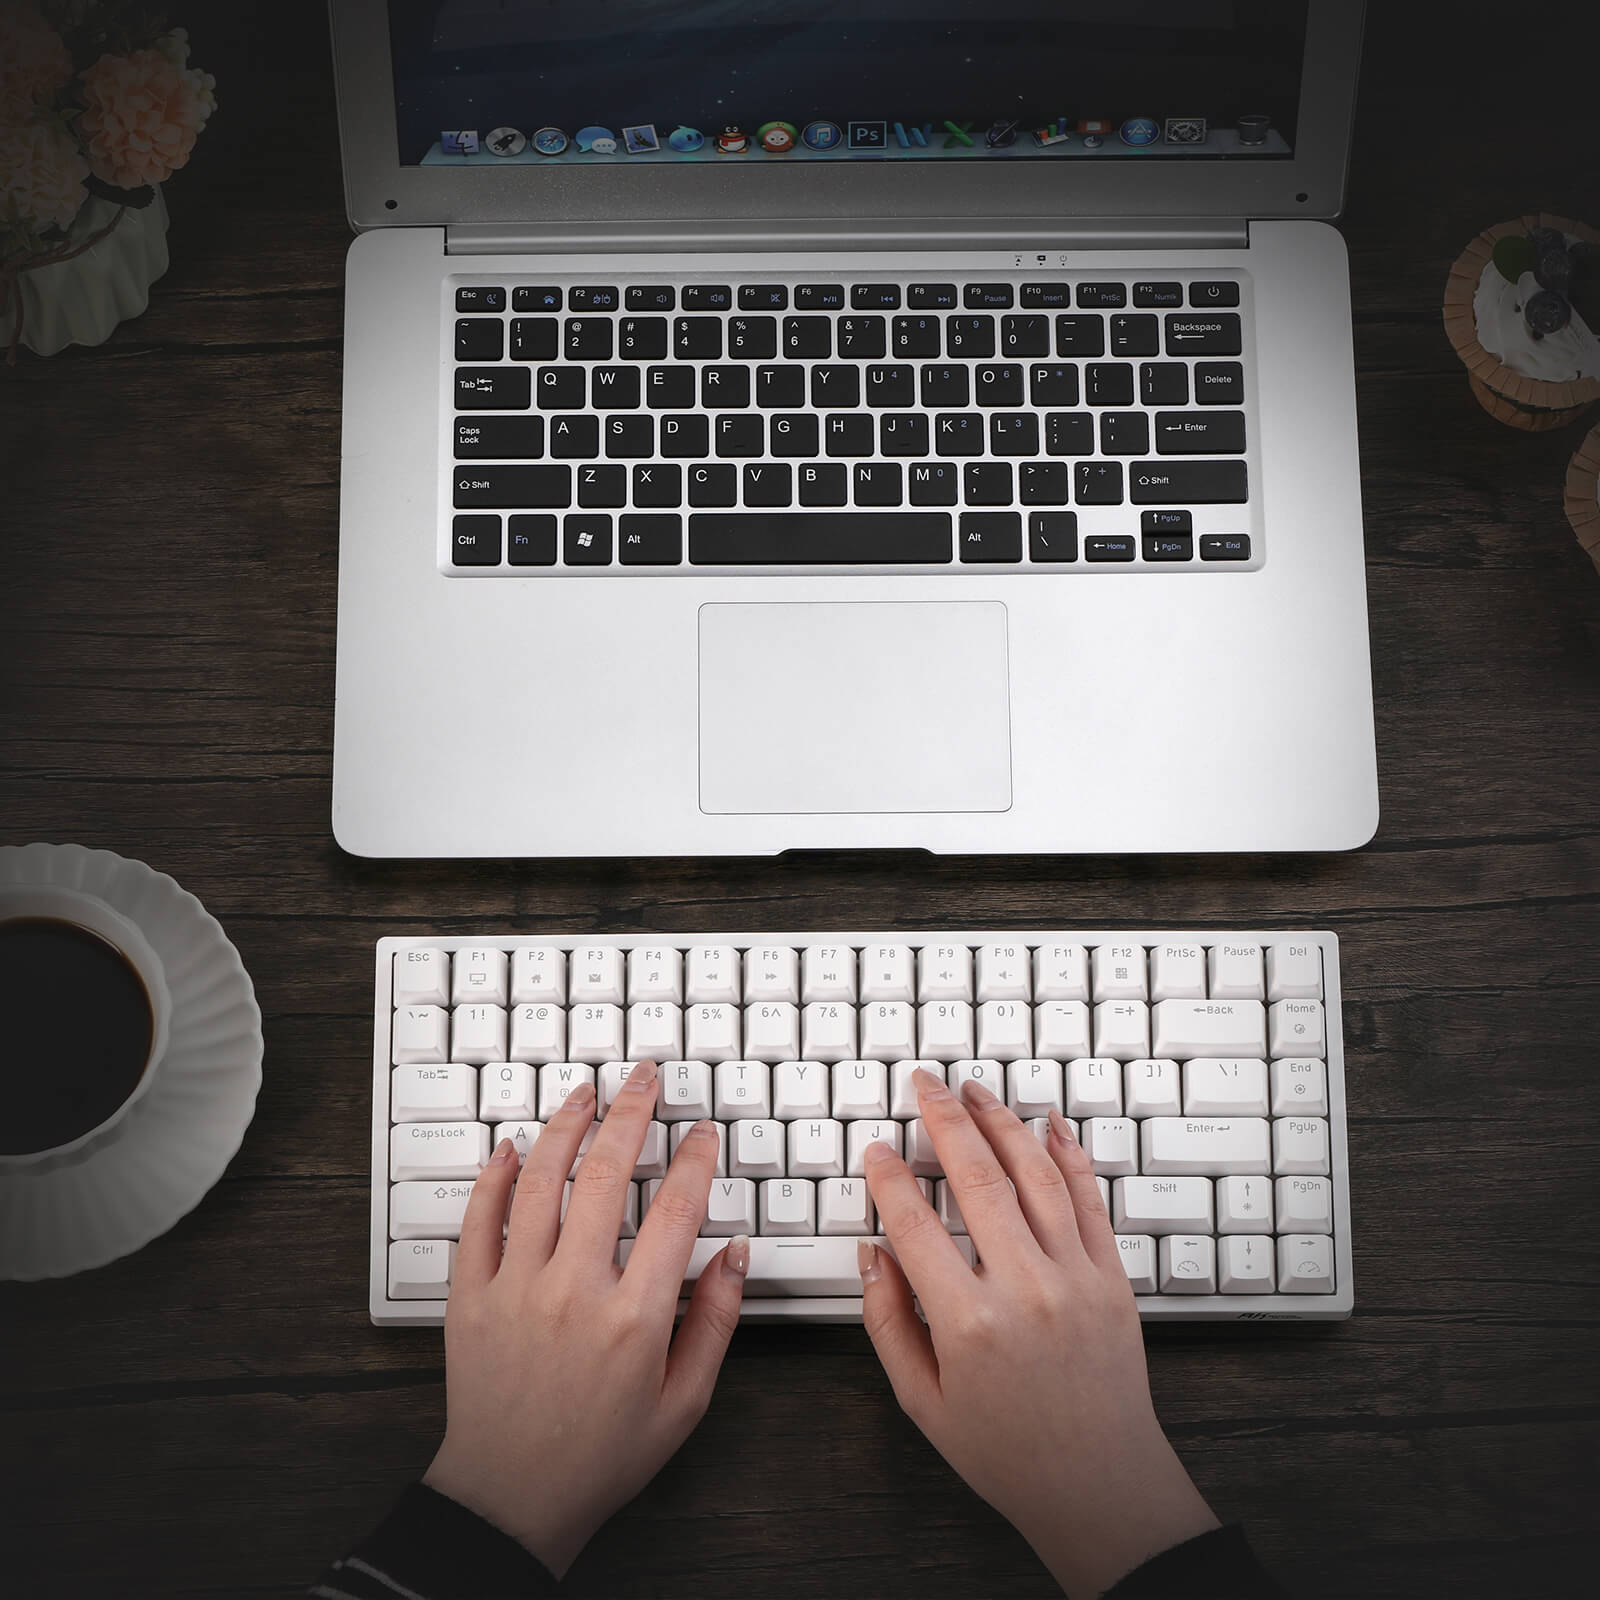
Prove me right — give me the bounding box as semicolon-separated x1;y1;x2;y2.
1271;1058;1329;1116
904;1118;942;1176
1096;1176;1112;1211
818;1176;875;1235
392;1063;477;1122
702;1176;757;1236
618;1183;641;1237
1159;1234;1217;1293
1116;1234;1158;1294
1027;1115;1077;1145
1113;1175;1214;1235
596;1060;640;1118
802;945;858;1003
685;1002;741;1063
1218;1233;1276;1291
890;1061;945;1118
1092;944;1147;1001
626;1002;683;1062
1149;942;1207;1001
620;1233;954;1297
917;1000;974;1062
714;1061;772;1119
389;1239;455;1298
1269;1000;1326;1060
916;1178;937;1205
759;1178;817;1235
509;1002;565;1063
1007;1058;1064;1117
730;1118;786;1179
1066;1058;1123;1118
1277;1234;1335;1293
568;1003;626;1064
859;944;914;1003
787;1118;845;1177
1273;1117;1330;1175
393;948;449;1007
450;1005;507;1065
917;944;972;1002
744;947;800;1004
1034;1000;1092;1061
1082;1117;1139;1176
1216;1175;1274;1233
510;947;566;1005
452;948;508;1007
800;1001;857;1063
859;1001;917;1060
743;1001;800;1064
772;1060;832;1120
390;1122;490;1181
633;1120;669;1180
832;1060;890;1119
391;1005;449;1065
1092;1001;1149;1061
627;946;683;1004
477;1062;536;1122
569;947;625;1006
1123;1058;1182;1118
949;1058;1005;1101
1150;998;1266;1060
1141;1116;1271;1176
935;1180;967;1234
975;1000;1032;1061
493;1120;542;1163
1266;941;1323;1000
1034;944;1090;1001
976;944;1031;1001
686;945;741;1004
1184;1058;1269;1116
537;1063;596;1119
390;1180;476;1240
1208;942;1264;999
658;1060;714;1121
1275;1175;1333;1234
670;1120;727;1173
847;1119;902;1175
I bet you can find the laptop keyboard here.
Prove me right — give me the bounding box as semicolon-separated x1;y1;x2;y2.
446;274;1257;573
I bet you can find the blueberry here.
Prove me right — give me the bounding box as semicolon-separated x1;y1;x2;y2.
1524;289;1571;338
1534;245;1573;294
1528;225;1565;254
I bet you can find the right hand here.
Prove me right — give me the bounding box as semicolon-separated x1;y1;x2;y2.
859;1071;1219;1599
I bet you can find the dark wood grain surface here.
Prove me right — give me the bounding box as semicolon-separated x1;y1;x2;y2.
3;4;1598;1596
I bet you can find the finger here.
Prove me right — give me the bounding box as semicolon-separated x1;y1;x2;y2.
624;1118;720;1315
453;1137;520;1293
913;1069;1041;1265
859;1239;941;1426
557;1060;658;1271
662;1234;748;1426
958;1079;1081;1263
1047;1109;1123;1276
503;1080;596;1269
861;1138;978;1310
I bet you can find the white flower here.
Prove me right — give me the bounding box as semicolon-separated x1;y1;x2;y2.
185;66;217;128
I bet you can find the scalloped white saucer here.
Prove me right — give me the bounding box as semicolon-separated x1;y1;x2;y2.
0;844;263;1280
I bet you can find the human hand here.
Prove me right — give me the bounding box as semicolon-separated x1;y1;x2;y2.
422;1060;747;1577
859;1070;1218;1599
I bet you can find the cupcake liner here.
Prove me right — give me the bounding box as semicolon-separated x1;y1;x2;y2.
1565;423;1600;572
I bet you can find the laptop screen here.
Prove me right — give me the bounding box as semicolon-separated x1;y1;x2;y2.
388;0;1308;170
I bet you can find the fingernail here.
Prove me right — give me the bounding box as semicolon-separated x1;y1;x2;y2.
913;1067;951;1098
863;1139;893;1166
691;1118;720;1140
490;1137;518;1165
565;1081;596;1108
1048;1107;1076;1143
725;1234;750;1279
627;1059;660;1088
961;1079;1001;1109
857;1239;881;1284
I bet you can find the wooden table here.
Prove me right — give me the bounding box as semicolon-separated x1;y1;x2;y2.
4;5;1597;1595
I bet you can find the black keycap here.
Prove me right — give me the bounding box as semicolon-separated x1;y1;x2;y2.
682;285;732;310
576;463;626;507
743;463;793;507
510;318;559;361
1200;534;1252;560
512;286;562;312
825;414;876;456
799;463;849;505
564;514;612;565
1085;534;1137;561
508;514;557;565
794;284;845;310
1020;463;1070;505
935;413;985;456
1190;280;1241;307
1140;362;1190;406
455;416;543;459
1001;315;1051;357
1165;312;1242;356
1142;510;1194;534
908;283;959;309
965;283;1014;309
1021;282;1073;309
569;286;619;311
1046;413;1095;456
1153;410;1246;455
1194;362;1244;405
549;415;600;458
729;317;777;359
675;317;723;359
1100;412;1150;456
770;414;820;456
1077;282;1126;308
688;463;738;506
1055;316;1105;357
1144;533;1194;561
456;367;531;410
811;364;860;408
714;415;764;457
851;283;901;309
619;513;683;564
645;365;697;409
660;415;710;457
893;316;942;358
960;512;1022;562
920;364;970;406
1029;511;1078;561
618;318;668;360
453;464;570;508
854;462;903;506
456;286;506;313
739;285;788;311
1129;460;1248;503
838;317;887;359
975;363;1025;406
989;413;1039;456
1075;462;1125;505
565;318;613;360
946;316;995;358
632;463;682;507
1133;282;1184;308
591;366;641;409
963;462;1013;505
758;365;807;408
1085;363;1135;406
785;316;832;359
701;365;751;409
451;514;501;565
688;513;952;564
1109;314;1160;358
1030;364;1079;406
534;367;585;410
626;285;675;310
455;318;504;361
880;413;930;456
866;364;916;407
604;415;654;458
909;462;959;505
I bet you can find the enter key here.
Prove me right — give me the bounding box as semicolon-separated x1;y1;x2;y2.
1153;411;1246;454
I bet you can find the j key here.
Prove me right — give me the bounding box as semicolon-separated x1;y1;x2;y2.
604;415;653;457
549;415;600;458
989;414;1039;456
1046;414;1095;456
879;414;929;456
959;512;1022;562
975;364;1024;406
729;317;777;358
626;285;675;310
618;514;683;565
758;366;807;408
453;465;571;508
1028;510;1078;561
854;462;902;506
688;513;953;564
618;318;668;360
1108;314;1159;357
739;284;788;310
576;463;625;505
455;319;503;361
568;286;619;311
1020;282;1073;308
1130;461;1248;503
964;462;1013;504
512;286;561;312
687;463;737;506
591;367;641;408
851;283;901;309
771;414;820;456
451;515;500;566
509;318;559;361
893;316;942;357
908;462;959;505
715;416;764;457
1195;362;1244;404
744;463;792;507
1166;313;1242;356
1001;315;1051;357
1153;411;1246;454
1133;281;1184;308
1190;280;1241;307
794;284;845;310
455;416;543;459
456;367;530;410
1031;364;1079;405
675;317;723;359
1075;462;1124;505
535;367;585;409
682;285;732;310
907;283;958;309
866;364;916;407
565;319;613;360
508;515;556;566
1019;462;1069;502
660;415;710;456
946;316;995;358
1100;412;1150;455
784;317;832;358
564;515;612;565
1055;316;1105;357
1077;282;1126;308
825;414;875;456
965;282;1013;309
645;366;696;409
799;463;848;505
702;366;750;408
631;463;680;506
920;365;970;406
935;413;985;455
456;286;505;313
1140;362;1189;406
1085;364;1135;406
811;365;860;408
837;317;887;358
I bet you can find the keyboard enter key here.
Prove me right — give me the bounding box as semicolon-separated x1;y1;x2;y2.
1153;411;1245;455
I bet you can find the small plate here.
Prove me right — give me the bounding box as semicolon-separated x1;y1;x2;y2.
0;844;263;1280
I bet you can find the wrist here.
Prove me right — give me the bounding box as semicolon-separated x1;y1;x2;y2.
423;1443;591;1579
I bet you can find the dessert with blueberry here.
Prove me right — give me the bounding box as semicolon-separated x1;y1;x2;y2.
1566;423;1600;575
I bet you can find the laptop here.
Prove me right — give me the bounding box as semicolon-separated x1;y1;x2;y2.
329;0;1377;858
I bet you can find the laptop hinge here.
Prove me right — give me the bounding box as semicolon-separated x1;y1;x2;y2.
443;218;1251;255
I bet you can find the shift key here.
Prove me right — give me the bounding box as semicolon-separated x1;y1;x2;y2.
453;464;572;508
1130;460;1247;503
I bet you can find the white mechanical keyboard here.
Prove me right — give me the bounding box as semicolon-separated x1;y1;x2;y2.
370;931;1352;1325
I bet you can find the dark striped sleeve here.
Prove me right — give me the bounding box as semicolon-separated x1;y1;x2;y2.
1102;1523;1290;1598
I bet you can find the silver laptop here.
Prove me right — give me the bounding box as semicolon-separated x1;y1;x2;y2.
329;0;1377;858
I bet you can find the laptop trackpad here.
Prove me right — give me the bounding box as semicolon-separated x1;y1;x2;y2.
698;601;1012;815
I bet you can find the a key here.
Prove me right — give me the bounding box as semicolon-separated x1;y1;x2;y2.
1123;1058;1181;1118
391;1005;449;1065
477;1063;536;1122
537;1063;596;1119
1150;943;1206;1001
975;1001;1032;1061
451;1005;507;1065
846;1120;902;1175
917;1000;974;1062
832;1060;890;1119
1160;1235;1217;1293
494;1120;542;1165
1034;1000;1092;1061
818;1177;875;1235
803;947;858;1003
891;1061;946;1119
714;1061;772;1120
1266;942;1323;1001
949;1059;1006;1101
1271;1059;1328;1117
744;1001;801;1063
1276;1175;1333;1234
1082;1117;1139;1177
801;1001;857;1063
917;945;972;1002
760;1178;817;1235
394;949;450;1007
703;1177;758;1236
773;1061;831;1120
670;1121;727;1174
1270;1000;1326;1059
976;945;1031;1001
859;1002;917;1061
1184;1058;1269;1116
1092;945;1147;1001
1117;1235;1159;1294
1273;1117;1330;1175
549;416;601;460
1277;1234;1335;1293
1141;1116;1271;1176
510;948;566;1005
1113;1175;1213;1235
1093;1001;1149;1061
568;1004;626;1063
1150;998;1267;1059
686;1003;741;1063
389;1240;455;1299
730;1119;786;1180
392;1064;476;1122
1007;1059;1064;1117
1216;1175;1274;1234
787;1118;845;1177
1067;1058;1123;1118
390;1122;490;1182
658;1061;714;1121
1034;945;1090;1001
390;1180;475;1241
626;1002;683;1062
509;1003;565;1064
904;1118;942;1176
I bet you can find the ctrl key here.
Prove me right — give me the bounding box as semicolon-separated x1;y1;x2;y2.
452;514;501;566
389;1239;456;1299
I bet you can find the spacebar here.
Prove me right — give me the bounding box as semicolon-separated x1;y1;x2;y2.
689;513;953;564
615;1234;976;1295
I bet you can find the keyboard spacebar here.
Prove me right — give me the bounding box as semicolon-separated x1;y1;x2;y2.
616;1234;951;1295
689;513;953;564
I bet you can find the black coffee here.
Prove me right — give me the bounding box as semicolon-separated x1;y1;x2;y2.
0;917;154;1154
